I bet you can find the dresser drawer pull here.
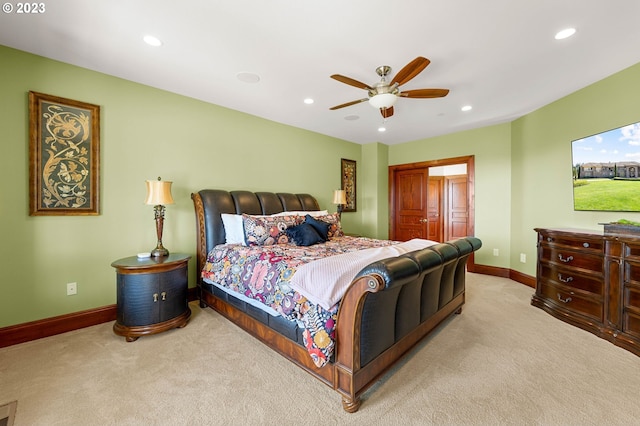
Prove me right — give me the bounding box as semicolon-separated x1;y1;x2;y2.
558;254;574;263
583;242;590;248
557;274;573;283
557;293;572;303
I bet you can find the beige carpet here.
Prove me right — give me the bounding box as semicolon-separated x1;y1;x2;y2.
2;273;640;425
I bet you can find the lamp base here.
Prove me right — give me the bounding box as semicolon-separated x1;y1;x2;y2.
151;247;169;257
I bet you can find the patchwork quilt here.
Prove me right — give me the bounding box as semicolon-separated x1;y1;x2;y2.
201;236;397;367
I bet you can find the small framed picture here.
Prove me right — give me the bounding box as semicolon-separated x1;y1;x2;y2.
341;158;356;212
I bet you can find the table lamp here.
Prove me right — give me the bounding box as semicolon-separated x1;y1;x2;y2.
333;189;347;219
145;177;174;257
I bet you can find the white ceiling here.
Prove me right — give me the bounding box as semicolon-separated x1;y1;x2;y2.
2;0;640;145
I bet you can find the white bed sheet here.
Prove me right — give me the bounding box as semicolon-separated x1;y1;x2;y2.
203;277;281;317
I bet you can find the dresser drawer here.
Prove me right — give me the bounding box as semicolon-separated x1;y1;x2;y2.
625;286;640;310
539;233;604;253
538;282;603;322
623;311;640;339
625;261;640;285
623;241;640;260
539;246;603;273
538;264;603;295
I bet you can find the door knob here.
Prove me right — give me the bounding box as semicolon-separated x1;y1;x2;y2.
419;218;428;223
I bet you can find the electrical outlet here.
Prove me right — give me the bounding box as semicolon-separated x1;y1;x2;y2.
67;282;77;296
520;253;527;263
493;248;499;256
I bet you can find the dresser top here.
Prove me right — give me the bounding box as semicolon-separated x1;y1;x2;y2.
535;227;640;240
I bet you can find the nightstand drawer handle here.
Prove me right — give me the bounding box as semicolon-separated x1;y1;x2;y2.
161;291;167;301
153;293;158;302
557;293;572;303
558;254;573;263
558;274;573;283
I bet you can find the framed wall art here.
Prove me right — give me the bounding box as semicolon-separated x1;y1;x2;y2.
29;91;100;215
341;158;356;212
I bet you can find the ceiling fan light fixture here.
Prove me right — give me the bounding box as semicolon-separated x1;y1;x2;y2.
368;93;397;109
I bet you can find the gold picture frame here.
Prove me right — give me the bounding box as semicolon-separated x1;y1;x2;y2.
29;91;100;215
341;158;356;212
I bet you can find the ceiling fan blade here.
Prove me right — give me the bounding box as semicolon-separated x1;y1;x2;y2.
390;57;430;86
380;106;394;118
329;98;369;110
330;74;373;90
399;88;450;98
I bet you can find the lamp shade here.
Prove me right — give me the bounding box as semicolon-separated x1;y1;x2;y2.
333;189;347;205
145;178;174;205
368;93;397;109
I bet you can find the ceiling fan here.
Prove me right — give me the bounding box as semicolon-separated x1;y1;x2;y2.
329;56;449;118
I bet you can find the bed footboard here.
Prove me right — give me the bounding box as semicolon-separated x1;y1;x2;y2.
335;237;482;412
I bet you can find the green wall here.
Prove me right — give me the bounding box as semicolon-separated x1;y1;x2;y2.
0;45;362;327
360;142;389;239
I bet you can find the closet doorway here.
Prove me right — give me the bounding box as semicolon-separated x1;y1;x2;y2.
389;155;474;243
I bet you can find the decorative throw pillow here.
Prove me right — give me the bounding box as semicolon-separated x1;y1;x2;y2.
311;213;344;239
242;214;301;246
304;214;330;241
286;223;325;246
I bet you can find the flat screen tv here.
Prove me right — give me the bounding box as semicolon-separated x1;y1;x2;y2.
572;121;640;212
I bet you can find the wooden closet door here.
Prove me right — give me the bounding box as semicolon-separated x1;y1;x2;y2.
427;177;443;242
445;175;468;240
391;168;429;241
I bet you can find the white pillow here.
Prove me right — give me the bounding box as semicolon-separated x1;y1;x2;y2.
273;210;328;217
221;214;246;245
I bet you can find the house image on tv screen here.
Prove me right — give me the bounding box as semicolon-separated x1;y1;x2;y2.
578;162;640;179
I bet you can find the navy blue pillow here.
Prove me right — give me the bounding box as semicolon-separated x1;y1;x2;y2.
286;223;324;246
304;214;330;241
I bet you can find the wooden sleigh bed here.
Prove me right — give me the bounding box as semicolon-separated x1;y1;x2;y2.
191;189;482;412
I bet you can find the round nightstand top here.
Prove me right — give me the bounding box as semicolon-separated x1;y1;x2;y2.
111;253;191;269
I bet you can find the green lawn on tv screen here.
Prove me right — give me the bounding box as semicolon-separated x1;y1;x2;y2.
574;179;640;211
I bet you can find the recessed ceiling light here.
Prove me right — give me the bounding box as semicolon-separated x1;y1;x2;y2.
461;105;472;112
304;98;314;104
143;35;162;47
236;72;260;83
378;127;386;132
555;28;576;40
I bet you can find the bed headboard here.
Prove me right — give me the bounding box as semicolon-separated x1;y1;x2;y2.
191;190;320;277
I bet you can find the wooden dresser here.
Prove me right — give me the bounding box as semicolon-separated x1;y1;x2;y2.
533;228;640;357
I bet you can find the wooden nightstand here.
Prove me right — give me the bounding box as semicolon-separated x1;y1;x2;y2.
111;253;191;342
